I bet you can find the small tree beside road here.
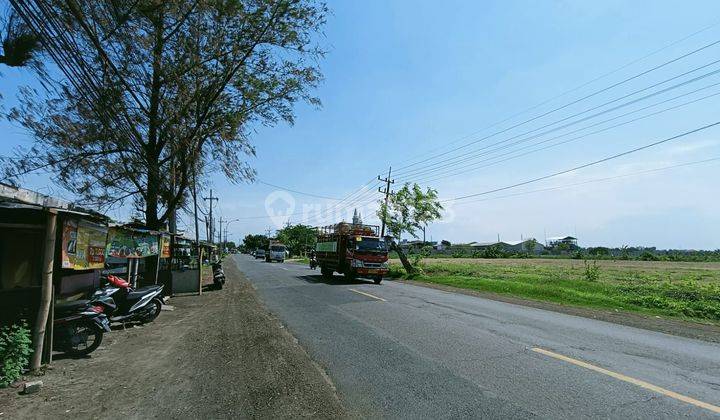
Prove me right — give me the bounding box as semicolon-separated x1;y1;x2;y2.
242;234;269;252
276;224;316;257
377;183;443;274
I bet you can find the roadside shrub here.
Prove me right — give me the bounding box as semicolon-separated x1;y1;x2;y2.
451;250;465;258
0;321;33;387
480;244;507;259
583;260;600;282
639;251;659;261
411;246;433;267
571;251;584;260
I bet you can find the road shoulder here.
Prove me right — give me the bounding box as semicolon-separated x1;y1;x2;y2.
0;257;346;419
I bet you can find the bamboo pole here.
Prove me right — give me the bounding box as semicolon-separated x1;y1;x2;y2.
31;209;57;371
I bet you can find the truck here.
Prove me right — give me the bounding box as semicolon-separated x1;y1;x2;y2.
315;223;388;284
266;240;286;263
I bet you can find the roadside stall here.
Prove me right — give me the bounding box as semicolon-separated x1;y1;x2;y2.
0;184;108;367
170;236;205;294
104;225;161;288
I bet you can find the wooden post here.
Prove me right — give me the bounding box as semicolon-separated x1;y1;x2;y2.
198;246;203;295
31;209;57;372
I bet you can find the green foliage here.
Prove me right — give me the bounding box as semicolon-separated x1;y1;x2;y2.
276;224;316;257
377;183;443;273
452;250;466;258
411;245;433;267
377;183;443;242
583;260;600;281
479;244;508;259
640;251;660;261
242;234;269;251
587;247;610;257
523;238;538;254
0;321;33;387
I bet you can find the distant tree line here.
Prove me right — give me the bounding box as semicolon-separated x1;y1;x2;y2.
399;243;720;262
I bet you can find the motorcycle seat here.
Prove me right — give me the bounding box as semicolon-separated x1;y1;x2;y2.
55;299;90;314
126;285;163;300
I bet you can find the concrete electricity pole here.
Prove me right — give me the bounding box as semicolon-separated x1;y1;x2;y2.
203;189;218;244
378;166;394;238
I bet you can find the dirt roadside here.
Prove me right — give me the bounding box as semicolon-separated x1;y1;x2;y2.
0;259;346;419
397;279;720;343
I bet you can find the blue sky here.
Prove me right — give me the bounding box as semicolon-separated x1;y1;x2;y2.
3;1;720;249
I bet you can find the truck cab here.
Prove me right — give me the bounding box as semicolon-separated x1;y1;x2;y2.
254;248;266;259
315;223;389;284
266;242;286;263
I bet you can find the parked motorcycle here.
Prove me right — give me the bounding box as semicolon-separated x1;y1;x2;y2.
212;261;226;290
91;275;164;324
53;298;113;356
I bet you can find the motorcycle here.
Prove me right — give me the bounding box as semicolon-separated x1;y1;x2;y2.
91;275;164;324
53;298;113;356
212;261;226;290
309;255;318;270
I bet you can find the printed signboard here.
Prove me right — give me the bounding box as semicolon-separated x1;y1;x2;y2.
62;219;108;270
160;235;171;258
105;227;159;258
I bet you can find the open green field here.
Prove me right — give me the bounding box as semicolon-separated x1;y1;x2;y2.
388;258;720;322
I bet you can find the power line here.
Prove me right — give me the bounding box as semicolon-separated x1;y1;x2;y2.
392;38;720;174
394;59;720;180
450;156;720;206
255;180;341;200
230;177;380;221
402;82;720;185
389;20;720;168
441;121;720;203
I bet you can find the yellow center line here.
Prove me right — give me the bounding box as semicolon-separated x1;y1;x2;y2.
532;347;720;414
349;288;386;302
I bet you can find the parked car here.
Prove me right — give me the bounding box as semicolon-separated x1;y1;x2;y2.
255;248;266;259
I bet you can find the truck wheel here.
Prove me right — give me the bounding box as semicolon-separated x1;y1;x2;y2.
321;267;332;279
374;276;383;285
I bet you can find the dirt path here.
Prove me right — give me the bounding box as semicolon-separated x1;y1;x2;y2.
0;259;346;419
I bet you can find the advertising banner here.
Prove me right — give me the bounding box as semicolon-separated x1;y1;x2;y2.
160;235;171;258
62;219;108;270
105;227;159;258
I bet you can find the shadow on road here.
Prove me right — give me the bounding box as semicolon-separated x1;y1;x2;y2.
51;352;92;361
296;274;376;286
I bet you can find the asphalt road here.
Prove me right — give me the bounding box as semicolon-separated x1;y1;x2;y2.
233;255;720;419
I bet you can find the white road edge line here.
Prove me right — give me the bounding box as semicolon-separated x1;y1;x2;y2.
532;347;720;414
349;288;386;302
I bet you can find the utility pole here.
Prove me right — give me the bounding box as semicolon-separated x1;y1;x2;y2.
192;162;202;295
218;216;223;246
266;227;272;238
203;189;218;244
204;215;209;242
378;166;394;238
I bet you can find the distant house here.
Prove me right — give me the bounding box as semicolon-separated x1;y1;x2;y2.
465;238;545;254
433;240;450;251
500;239;545;254
547;235;578;248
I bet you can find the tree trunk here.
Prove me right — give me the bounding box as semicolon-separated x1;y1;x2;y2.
144;5;165;231
391;241;415;274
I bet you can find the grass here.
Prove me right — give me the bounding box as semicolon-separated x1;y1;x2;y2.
388;258;720;322
287;257;310;264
